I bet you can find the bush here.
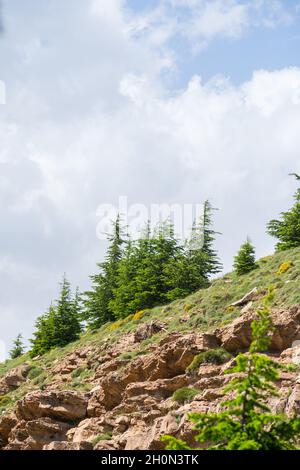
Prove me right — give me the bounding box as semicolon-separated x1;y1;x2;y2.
71;367;86;379
27;366;44;380
0;395;13;410
132;310;146;321
172;387;199;404
277;261;293;275
92;433;112;446
187;348;232;373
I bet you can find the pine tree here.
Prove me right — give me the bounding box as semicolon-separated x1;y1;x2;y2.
234;239;257;276
83;216;124;328
9;334;25;359
52;275;82;347
165;202;222;300
109;238;139;318
30;277;82;357
162;288;300;450
201;200;222;278
267;188;300;251
30;304;56;357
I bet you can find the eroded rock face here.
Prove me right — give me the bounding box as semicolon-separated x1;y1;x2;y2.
216;305;300;353
16;391;87;422
6;418;71;450
0;365;30;395
134;321;165;342
44;441;93;451
0;414;18;447
2;304;300;451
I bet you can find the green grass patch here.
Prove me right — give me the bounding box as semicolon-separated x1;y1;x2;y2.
187;348;232;373
172;387;199;404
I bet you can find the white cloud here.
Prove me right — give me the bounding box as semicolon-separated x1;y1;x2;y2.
127;0;296;54
0;0;299;353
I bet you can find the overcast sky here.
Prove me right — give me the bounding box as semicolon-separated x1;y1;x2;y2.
0;0;300;357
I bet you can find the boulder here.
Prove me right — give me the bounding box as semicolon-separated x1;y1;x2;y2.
44;441;93;450
0;413;18;447
217;305;300;353
285;384;300;417
6;418;71;450
134;321;165;342
17;391;87;422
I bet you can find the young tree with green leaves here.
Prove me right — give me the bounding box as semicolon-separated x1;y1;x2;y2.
267;188;300;251
234;239;257;276
163;287;300;450
9;334;25;359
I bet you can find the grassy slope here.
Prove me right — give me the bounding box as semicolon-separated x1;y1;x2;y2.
1;246;300;414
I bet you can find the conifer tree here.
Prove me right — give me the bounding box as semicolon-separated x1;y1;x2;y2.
267;188;300;251
30;277;82;357
30;304;56;357
52;275;82;347
83;216;124;328
200;200;222;278
165;202;222;300
163;288;300;450
234;239;257;276
9;334;25;359
109;238;139;318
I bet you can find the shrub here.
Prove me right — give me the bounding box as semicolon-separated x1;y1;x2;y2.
183;304;193;312
132;310;146;321
172;387;199;404
27;366;44;380
92;433;112;446
187;348;232;373
0;395;13;410
71;367;86;379
277;261;293;275
118;351;137;361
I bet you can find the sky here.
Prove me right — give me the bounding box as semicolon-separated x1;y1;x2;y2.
0;0;300;358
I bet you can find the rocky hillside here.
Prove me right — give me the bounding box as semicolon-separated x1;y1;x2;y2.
0;247;300;450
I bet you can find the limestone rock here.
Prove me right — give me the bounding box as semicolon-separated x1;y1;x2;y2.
17;391;87;422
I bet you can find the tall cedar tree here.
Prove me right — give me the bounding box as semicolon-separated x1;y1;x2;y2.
30;303;56;357
162;287;300;450
30;277;82;357
52;275;82;348
267;188;300;251
9;334;25;359
164;200;222;300
234;239;257;275
110;221;180;318
83;216;124;328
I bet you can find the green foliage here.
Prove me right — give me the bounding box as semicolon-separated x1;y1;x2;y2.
164;287;300;450
165;201;222;300
0;395;13;412
27;366;44;380
234;239;257;276
172;387;199;404
92;433;112;445
187;348;232;373
9;334;25;359
267;188;300;251
84;210;221;326
30;275;82;357
83;215;125;328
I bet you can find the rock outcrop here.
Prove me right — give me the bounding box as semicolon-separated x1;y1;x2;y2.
1;305;300;450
